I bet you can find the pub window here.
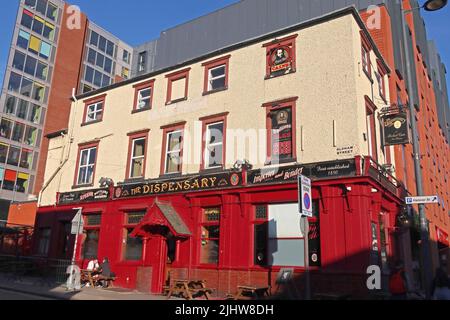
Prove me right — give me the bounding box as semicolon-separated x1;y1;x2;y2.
121;211;145;261
86;214;102;226
254;205;268;266
200;208;220;265
263;34;297;79
75;144;98;186
204;122;224;169
162;127;184;175
165;68;190;105
263;98;298;165
267;203;304;267
37;227;51;256
82;229;99;259
126;131;148;179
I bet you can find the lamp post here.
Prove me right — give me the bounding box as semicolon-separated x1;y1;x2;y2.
399;0;447;298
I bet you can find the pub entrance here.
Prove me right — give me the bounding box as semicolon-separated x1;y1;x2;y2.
130;201;191;293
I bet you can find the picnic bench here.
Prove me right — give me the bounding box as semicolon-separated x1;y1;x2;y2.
228;285;271;300
81;269;116;288
166;279;214;300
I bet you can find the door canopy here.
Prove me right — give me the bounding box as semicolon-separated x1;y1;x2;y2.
130;201;191;238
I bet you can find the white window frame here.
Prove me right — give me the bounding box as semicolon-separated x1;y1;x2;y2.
77;147;96;185
129;137;146;178
165;130;182;174
204;121;224;169
208;64;226;91
136;87;151;110
85;102;103;123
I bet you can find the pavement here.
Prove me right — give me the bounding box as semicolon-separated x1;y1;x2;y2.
0;274;177;300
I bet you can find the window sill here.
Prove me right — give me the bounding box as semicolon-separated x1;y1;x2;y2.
199;167;224;174
124;177;146;184
72;184;94;190
202;87;228;96
81;119;103;127
159;172;182;179
264;69;296;80
131;107;151;114
166;97;187;105
264;157;297;166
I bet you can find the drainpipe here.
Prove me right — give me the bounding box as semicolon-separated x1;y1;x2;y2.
38;88;78;205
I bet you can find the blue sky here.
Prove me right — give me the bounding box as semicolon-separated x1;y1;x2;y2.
0;0;449;86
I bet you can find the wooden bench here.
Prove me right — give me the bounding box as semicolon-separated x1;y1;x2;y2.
231;285;271;300
81;270;116;288
166;279;214;300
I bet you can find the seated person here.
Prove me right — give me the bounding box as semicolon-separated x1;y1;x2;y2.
99;257;116;288
85;258;101;287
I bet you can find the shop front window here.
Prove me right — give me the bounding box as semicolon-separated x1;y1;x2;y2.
200;208;220;265
122;211;145;261
37;227;51;256
82;214;102;260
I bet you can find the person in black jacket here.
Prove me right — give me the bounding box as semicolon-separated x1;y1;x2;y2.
99;257;116;288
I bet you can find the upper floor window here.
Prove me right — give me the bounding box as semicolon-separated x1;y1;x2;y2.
138;52;146;72
365;96;378;161
75;142;98;186
263;34;298;79
202;55;231;94
263;97;298;165
82;95;106;125
165;68;190;105
377;59;388;102
126;130;149;179
132;80;155;112
360;31;372;79
200;113;228;170
160;122;185;175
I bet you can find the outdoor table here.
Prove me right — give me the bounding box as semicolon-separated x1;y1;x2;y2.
234;285;271;300
166;279;213;300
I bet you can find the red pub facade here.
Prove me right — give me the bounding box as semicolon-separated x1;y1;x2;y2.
35;156;406;297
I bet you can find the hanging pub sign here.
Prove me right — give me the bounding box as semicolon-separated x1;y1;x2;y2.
382;112;410;146
268;45;293;77
114;171;243;199
271;107;293;161
58;188;110;205
248;159;357;185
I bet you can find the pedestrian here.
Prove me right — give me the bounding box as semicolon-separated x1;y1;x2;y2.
431;264;450;300
389;261;408;300
99;257;116;288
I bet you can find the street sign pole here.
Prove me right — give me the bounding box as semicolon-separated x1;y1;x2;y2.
298;175;312;300
67;208;83;291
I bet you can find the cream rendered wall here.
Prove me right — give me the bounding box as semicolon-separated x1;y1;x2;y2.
39;13;392;206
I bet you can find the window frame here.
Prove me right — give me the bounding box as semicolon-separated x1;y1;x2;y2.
81;212;102;260
199;207;221;266
73;141;99;188
125;129;150;180
201;55;231;95
199;112;229;171
132;79;155;113
377;59;388;103
365;96;378;161
165;68;190;105
262;34;298;79
360;31;373;80
262;97;298;165
82;94;106;126
160;122;186;176
121;211;146;262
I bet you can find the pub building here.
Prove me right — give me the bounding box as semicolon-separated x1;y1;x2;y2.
33;8;419;297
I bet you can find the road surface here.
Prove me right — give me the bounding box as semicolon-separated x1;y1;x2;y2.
0;288;54;300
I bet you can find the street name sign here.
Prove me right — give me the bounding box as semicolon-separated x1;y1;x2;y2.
405;196;439;205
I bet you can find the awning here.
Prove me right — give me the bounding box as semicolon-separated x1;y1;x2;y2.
131;201;191;238
436;226;449;247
